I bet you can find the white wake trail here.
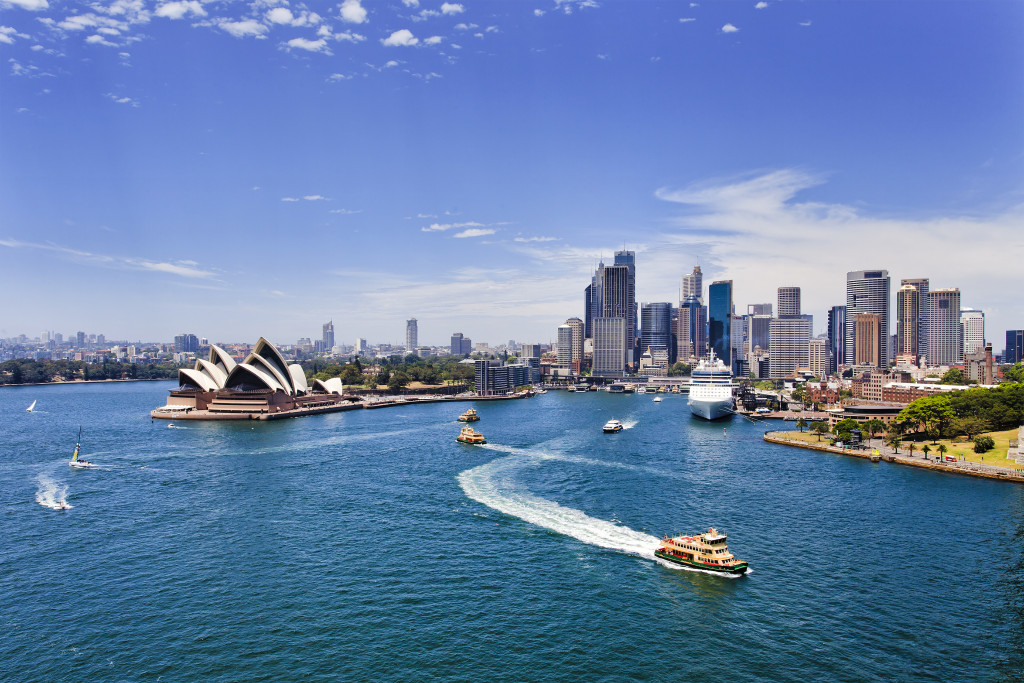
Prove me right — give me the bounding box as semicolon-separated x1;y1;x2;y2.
457;452;660;560
35;474;71;510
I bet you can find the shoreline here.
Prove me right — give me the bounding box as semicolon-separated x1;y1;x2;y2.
764;431;1024;484
1;378;172;388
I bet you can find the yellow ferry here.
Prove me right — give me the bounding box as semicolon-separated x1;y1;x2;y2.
457;408;480;422
655;527;748;575
456;425;486;445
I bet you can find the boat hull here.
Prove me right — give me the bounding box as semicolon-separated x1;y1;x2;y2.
603;427;622;433
687;397;734;420
654;549;748;575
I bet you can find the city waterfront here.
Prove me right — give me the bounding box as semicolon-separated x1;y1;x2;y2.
2;382;1022;680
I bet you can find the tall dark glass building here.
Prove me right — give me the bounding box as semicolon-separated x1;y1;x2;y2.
708;280;733;368
827;305;847;374
613;250;637;367
640;302;672;355
1005;330;1023;364
846;270;890;368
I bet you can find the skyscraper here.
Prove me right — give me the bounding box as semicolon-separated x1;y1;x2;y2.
960;309;985;357
777;287;801;318
827;305;847;374
451;332;470;356
1006;330;1024;364
405;318;418;352
677;295;706;360
708;280;733;369
556;324;572;368
846;270;890;369
566;317;584;368
926;288;961;365
748;303;773;316
748;314;771;353
853;313;881;367
613;250;637;366
323;320;335;352
681;265;703;304
640;302;672;356
592;317;626;377
901;278;929;358
808;338;827;378
895;284;920;357
599;262;634;371
769;317;810;378
584;284;595;339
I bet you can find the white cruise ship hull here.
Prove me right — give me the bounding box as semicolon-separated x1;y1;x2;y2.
687;396;734;420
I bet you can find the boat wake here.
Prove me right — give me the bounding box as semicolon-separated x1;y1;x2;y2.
36;474;72;510
457;449;659;560
620;419;638;430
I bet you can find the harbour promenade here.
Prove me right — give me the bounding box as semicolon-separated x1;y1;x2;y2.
765;430;1024;484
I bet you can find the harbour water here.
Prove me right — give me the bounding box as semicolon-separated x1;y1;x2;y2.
2;382;1022;680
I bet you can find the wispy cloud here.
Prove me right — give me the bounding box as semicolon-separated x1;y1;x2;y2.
282;194;331;202
421;221;483;232
154;1;206;20
218;19;268;38
513;236;558;243
105;92;139;106
0;239;217;279
755;2;767;9
453;228;496;238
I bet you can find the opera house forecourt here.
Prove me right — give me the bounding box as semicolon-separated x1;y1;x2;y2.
152;338;356;420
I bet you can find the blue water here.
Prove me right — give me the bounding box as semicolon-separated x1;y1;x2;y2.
2;382;1022;681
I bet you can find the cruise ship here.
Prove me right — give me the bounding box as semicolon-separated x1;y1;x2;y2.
687;351;734;420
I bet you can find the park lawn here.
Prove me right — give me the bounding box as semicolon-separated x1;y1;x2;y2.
899;428;1023;470
776;430;831;444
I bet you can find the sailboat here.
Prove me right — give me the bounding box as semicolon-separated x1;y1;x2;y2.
69;427;96;469
26;400;37;412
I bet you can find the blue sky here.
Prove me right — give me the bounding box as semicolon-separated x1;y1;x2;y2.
1;0;1022;349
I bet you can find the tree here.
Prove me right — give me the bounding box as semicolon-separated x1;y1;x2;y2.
922;444;931;458
795;418;807;433
376;368;391;387
833;418;860;443
387;371;409;394
907;442;916;457
940;368;967;385
952;416;988;441
973;436;995;453
1003;363;1024;383
864;419;885;444
938;444;948;459
812;421;829;441
885;432;902;453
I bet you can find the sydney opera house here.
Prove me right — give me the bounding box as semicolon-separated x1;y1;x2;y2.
152;337;355;420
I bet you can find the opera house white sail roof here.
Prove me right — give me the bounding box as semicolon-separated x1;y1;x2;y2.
178;337;341;396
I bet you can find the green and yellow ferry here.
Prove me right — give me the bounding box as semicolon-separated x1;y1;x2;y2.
655;527;748;575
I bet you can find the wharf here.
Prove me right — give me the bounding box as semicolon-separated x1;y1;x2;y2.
153;391;530;421
764;431;1024;484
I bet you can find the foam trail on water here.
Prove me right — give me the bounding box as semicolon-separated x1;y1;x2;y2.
458;453;659;559
35;474;71;510
620;419;638;429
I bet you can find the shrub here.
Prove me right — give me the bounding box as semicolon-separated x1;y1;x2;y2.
973;436;995;453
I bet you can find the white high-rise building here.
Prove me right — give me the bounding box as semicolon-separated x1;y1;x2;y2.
681;265;703;304
592;317;626;377
808;338;827;378
405;318;418;352
960;308;985;358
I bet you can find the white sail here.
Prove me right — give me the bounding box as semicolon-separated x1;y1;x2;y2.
26;400;36;412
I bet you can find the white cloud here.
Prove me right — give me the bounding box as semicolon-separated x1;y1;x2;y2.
755;1;767;8
514;236;557;243
441;3;464;15
128;259;216;279
653;169;1024;336
721;23;738;33
402;0;419;6
2;0;48;9
679;17;695;23
454;22;477;30
423;35;442;45
422;221;484;232
266;7;295;24
334;30;365;42
86;33;117;46
281;197;301;202
105;92;138;106
218;19;268;38
339;0;367;24
330;208;361;214
453;228;496;238
327;72;353;81
382;28;417;46
0;240;216;279
154;1;206;20
0;26;30;44
534;9;544;17
303;194;328;201
286;37;330;53
384;59;399;67
799;20;812;27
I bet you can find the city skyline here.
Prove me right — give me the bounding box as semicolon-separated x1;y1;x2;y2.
1;1;1021;344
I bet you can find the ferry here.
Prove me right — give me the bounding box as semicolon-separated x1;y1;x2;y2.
603;419;624;433
457;408;480;422
655;527;748;575
687;350;735;421
456;425;486;444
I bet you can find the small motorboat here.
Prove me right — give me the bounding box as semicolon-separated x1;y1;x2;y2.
603;419;624;433
653;396;663;403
